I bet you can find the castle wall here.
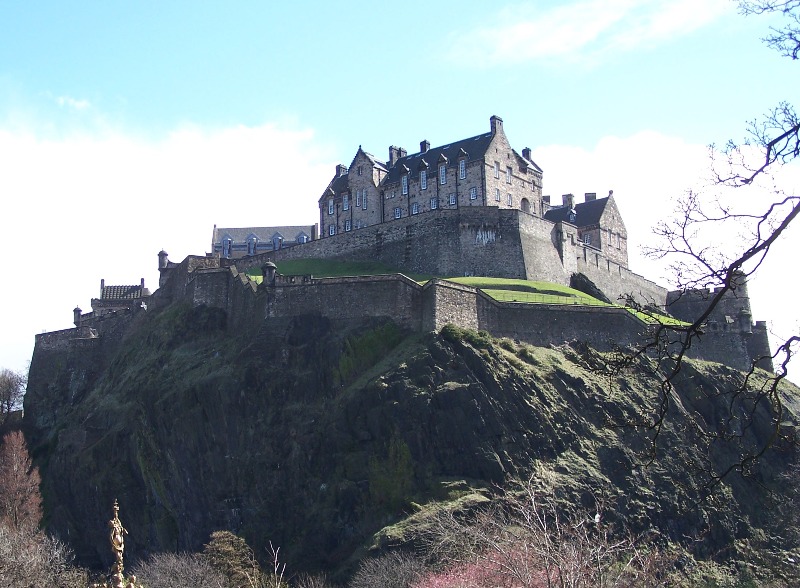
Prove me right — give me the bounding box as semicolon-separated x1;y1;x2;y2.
518;213;573;284
577;253;667;307
421;280;480;332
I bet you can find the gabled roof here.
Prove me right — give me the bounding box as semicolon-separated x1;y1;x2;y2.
353;147;387;172
383;131;495;184
543;197;610;227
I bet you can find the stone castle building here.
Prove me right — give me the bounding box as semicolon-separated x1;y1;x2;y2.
35;115;774;375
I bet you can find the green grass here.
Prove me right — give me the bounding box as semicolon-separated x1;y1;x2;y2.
241;258;686;325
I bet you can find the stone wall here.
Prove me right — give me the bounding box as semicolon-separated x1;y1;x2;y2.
577;252;667;307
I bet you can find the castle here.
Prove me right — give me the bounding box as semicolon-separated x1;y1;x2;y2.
37;116;773;373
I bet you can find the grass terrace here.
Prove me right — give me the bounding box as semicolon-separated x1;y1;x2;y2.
241;259;685;325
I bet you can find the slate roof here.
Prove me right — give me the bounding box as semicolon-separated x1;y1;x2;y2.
101;285;147;300
213;226;316;243
543;197;609;227
383;132;495;185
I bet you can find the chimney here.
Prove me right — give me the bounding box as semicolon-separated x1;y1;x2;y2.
335;164;348;177
420;140;430;153
140;278;145;291
490;115;504;135
543;195;550;205
522;147;532;161
584;192;596;202
562;194;575;209
389;146;406;166
100;279;105;297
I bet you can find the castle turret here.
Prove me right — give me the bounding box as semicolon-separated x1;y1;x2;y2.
158;250;169;270
261;261;277;285
73;306;82;327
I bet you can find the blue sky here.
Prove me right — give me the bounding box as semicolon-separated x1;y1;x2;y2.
2;0;799;377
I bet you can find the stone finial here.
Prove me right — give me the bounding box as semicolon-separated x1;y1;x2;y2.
261;261;277;285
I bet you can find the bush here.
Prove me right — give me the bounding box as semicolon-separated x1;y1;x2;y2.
0;523;87;588
131;552;227;588
348;551;422;588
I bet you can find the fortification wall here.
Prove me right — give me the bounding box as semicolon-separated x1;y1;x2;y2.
421;280;480;332
517;213;573;283
578;254;668;307
265;274;424;332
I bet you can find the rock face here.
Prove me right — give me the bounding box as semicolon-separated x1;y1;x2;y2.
23;301;799;574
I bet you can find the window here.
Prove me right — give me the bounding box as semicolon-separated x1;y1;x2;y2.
506;167;512;184
495;188;501;202
494;162;499;178
391;190;396;199
412;202;420;215
420;170;427;190
439;164;447;185
343;194;349;210
356;191;361;207
459;159;466;179
345;219;352;231
449;193;456;205
298;233;309;244
357;165;363;176
222;237;232;258
430;197;438;210
394;207;402;219
402;175;408;195
362;191;367;209
329;224;335;236
328;199;334;215
247;237;257;255
470;187;477;200
507;193;513;206
583;234;591;245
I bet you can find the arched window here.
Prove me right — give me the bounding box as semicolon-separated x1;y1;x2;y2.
521;198;530;214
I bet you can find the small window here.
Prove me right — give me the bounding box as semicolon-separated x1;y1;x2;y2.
495;188;501;202
329;224;335;236
494;162;499;178
402;175;408;195
449;193;456;205
439;164;447;185
392;190;396;199
362;191;367;209
430;197;438;210
343;194;349;210
420;170;427;190
356;191;361;208
222;237;232;258
345;219;352;231
583;234;591;245
506;167;512;184
357;165;363;176
328;199;334;215
568;210;576;223
412;202;420;215
470;187;477;200
459;159;466;179
298;233;309;244
507;193;513;206
394;207;402;219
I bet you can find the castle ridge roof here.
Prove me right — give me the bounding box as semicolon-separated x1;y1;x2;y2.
383;131;495;184
214;226;315;242
543;196;609;227
101;285;148;300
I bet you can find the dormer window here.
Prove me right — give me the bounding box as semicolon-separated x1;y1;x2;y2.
459;159;466;179
420;170;427;190
439;164;447;185
222;236;233;258
402;174;408;195
568;210;576;223
246;235;258;255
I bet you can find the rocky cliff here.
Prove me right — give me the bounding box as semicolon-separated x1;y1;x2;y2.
23;300;800;576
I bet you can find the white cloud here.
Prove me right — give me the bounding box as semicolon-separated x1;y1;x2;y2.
55;95;91;111
449;0;733;66
0;119;336;374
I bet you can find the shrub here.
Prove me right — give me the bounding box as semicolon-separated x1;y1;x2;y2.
131;552;227;588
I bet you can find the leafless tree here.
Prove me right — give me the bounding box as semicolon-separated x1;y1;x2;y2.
0;369;26;426
610;0;800;485
130;552;228;588
348;551;423;588
293;572;335;588
419;472;678;588
0;523;88;588
0;431;42;531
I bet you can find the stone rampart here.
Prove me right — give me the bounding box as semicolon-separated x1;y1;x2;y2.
578;253;667;307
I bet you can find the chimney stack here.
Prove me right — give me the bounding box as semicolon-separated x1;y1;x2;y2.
584;192;596;202
420;140;430;153
522;147;532;161
543;195;550;205
100;279;105;297
563;194;575;209
389;146;407;166
335;164;348;177
490;115;504;135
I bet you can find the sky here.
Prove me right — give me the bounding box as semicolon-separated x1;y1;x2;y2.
1;0;799;380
